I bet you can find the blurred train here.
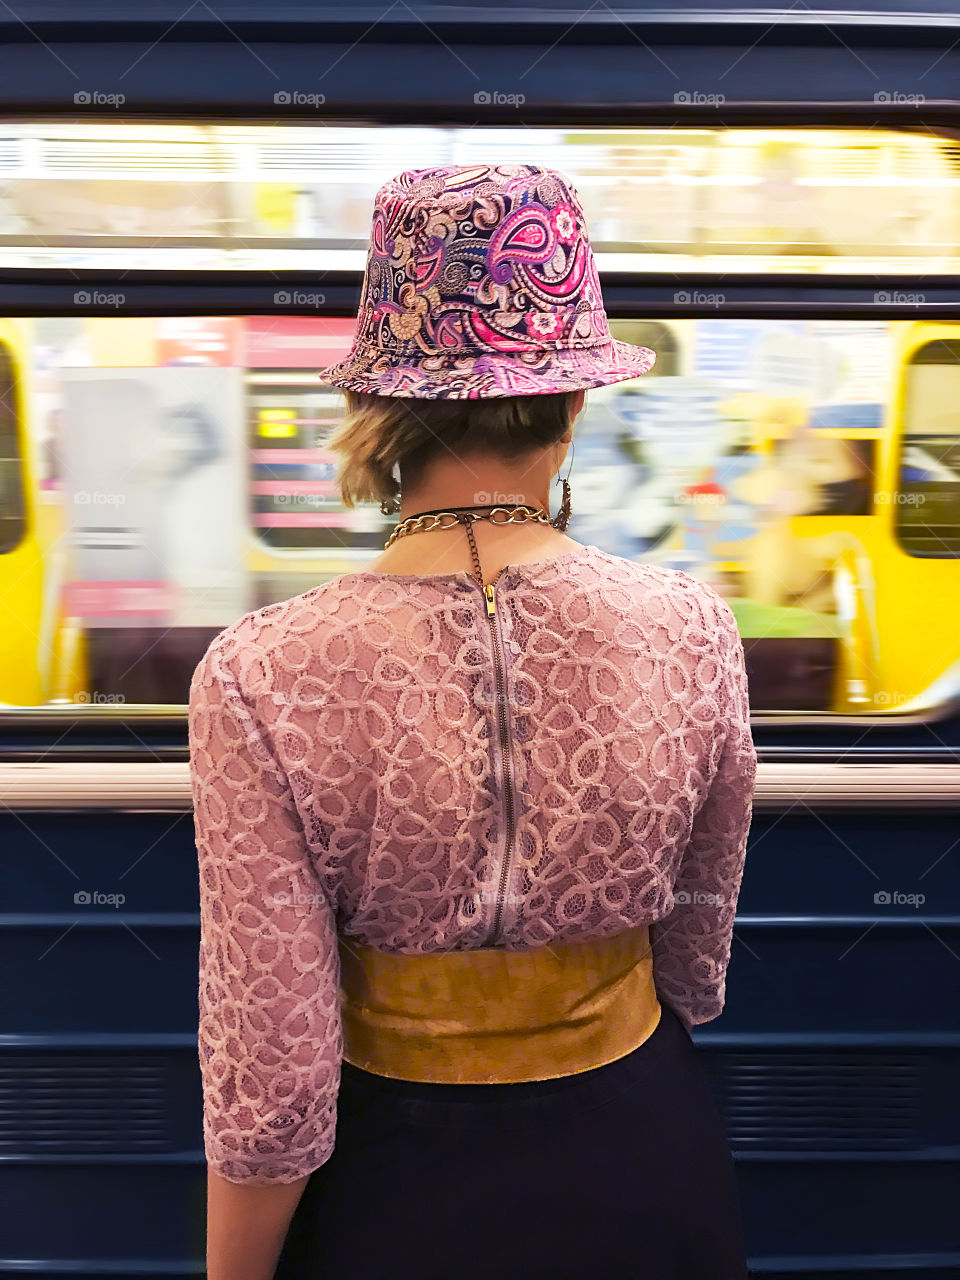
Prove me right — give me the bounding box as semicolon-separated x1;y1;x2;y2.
1;5;960;1280
3;308;958;716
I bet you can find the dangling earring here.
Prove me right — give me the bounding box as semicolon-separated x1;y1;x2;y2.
380;462;401;516
554;477;571;531
552;441;574;532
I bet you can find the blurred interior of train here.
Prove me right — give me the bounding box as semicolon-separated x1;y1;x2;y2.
2;122;959;719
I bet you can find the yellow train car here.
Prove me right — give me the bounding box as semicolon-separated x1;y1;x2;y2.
711;322;960;714
599;316;959;716
870;321;960;712
0;318;86;707
0;319;42;704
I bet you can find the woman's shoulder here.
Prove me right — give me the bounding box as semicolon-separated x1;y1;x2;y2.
189;579;341;691
588;548;739;634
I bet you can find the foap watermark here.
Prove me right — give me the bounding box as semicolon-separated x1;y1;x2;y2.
74;90;126;107
674;290;725;309
274;290;326;308
473;490;530;506
674;90;725;105
272;890;326;907
873;690;910;707
480;682;522;710
74;490;126;507
874;890;925;908
675;890;725;906
472;890;525;908
74;290;125;309
74;690;126;704
74;889;126;907
875;490;925;506
874;91;925;104
274;90;326;107
275;493;324;507
874;291;925;306
677;490;726;507
474;90;525;106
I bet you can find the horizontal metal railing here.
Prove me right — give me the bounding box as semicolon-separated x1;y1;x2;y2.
1;761;960;811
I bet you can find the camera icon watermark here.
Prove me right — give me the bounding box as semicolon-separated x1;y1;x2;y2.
874;291;925;306
272;890;326;907
874;91;925;104
677;489;725;507
875;490;925;506
274;90;326;107
274;290;326;307
873;690;910;706
473;490;528;506
73;290;125;309
74;90;126;107
275;492;323;507
473;90;526;106
674;889;725;906
74;889;126;907
674;290;725;308
471;890;525;907
73;490;126;507
874;889;925;907
673;90;725;105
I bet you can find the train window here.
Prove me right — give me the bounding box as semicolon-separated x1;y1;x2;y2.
0;341;26;555
3;310;959;715
896;340;960;558
1;123;960;273
244;319;385;566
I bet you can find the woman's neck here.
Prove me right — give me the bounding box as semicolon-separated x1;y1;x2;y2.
363;517;582;579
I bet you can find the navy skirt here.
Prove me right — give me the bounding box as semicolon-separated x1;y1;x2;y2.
273;1000;749;1280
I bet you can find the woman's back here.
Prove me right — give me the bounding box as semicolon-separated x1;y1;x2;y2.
191;544;754;1084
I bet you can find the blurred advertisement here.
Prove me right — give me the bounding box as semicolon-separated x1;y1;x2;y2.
60;367;248;629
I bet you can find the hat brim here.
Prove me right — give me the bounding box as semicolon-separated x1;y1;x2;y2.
316;338;656;400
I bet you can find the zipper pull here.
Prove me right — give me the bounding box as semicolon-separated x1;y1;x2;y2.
484;583;496;616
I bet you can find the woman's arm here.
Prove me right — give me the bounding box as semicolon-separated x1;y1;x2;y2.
649;586;757;1030
188;631;344;1267
206;1169;310;1280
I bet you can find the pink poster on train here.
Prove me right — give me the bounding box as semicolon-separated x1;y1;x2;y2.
155;316;243;366
60;367;249;628
243;315;356;367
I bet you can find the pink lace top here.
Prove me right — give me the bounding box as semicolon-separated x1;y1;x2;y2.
188;542;757;1185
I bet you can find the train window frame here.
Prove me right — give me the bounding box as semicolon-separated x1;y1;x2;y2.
0;341;27;556
0;122;959;276
894;339;960;559
245;369;388;562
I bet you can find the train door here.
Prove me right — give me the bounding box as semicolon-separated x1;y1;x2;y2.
0;319;49;705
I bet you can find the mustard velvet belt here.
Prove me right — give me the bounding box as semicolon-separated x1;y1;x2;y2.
337;923;661;1084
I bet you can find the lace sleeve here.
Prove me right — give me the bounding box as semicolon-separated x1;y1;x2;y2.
650;589;757;1032
188;635;342;1185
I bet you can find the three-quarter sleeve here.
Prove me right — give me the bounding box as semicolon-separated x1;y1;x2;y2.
188;635;343;1185
650;589;757;1032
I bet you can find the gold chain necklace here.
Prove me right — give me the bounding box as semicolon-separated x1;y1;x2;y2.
383;504;558;592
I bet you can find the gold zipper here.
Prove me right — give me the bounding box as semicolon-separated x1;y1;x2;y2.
481;575;517;946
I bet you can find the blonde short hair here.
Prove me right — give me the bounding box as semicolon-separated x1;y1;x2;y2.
325;390;581;509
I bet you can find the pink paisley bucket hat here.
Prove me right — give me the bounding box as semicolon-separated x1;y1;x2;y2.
316;163;656;399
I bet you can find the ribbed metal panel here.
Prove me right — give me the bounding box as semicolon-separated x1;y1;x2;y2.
0;1056;171;1154
713;1052;923;1150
